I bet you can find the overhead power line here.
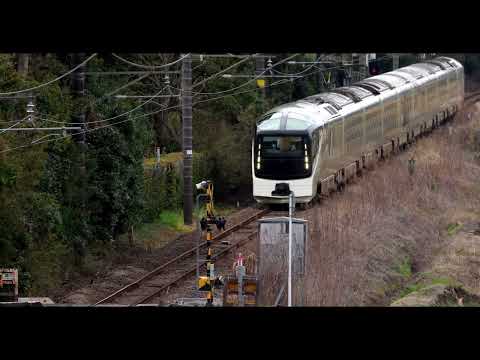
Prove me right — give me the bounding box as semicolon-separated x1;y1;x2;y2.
0;59;346;154
66;54;301;125
1;53;396;155
111;53;191;70
0;54;98;96
0;116;29;134
192;54;259;89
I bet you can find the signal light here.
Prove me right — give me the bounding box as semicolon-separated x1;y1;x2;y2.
256;79;266;88
198;276;211;291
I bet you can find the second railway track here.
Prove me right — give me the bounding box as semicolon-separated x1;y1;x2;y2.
94;208;270;306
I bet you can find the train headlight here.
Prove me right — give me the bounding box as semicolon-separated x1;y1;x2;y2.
196;181;210;190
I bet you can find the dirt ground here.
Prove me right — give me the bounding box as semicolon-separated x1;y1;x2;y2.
58;206;259;304
391;221;480;306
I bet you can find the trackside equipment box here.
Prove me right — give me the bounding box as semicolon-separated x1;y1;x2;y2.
0;269;19;302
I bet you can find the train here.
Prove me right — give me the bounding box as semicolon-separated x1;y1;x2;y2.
252;56;464;205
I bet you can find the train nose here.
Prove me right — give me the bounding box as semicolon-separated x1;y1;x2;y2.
271;182;291;196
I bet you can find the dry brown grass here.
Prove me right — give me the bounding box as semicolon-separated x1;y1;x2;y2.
302;108;480;306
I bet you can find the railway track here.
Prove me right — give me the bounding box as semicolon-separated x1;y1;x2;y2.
94;208;270;306
93;90;480;307
465;90;480;103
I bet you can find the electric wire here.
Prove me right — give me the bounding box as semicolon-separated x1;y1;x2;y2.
0;54;397;154
27;54;297;127
0;54;98;96
192;54;259;89
0;61;346;153
38;54;300;126
111;53;191;69
165;54;302;97
37;54;394;128
39;85;170;125
0;116;30;134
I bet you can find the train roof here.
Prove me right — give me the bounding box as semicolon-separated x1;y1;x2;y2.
258;102;336;131
257;56;462;130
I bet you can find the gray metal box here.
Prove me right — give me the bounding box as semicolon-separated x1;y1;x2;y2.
257;217;308;306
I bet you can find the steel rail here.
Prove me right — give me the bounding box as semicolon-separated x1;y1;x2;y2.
131;230;260;305
94;209;269;305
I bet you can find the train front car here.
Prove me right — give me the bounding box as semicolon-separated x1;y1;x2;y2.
252;106;329;204
252;56;464;205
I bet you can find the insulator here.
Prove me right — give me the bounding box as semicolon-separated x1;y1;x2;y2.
26;100;35;114
267;58;272;69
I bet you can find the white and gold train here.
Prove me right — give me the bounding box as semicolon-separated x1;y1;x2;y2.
252;56;464;204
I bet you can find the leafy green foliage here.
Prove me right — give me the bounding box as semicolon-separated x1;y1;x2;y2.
0;52;381;296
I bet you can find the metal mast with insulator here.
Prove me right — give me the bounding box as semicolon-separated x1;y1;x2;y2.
182;54;193;225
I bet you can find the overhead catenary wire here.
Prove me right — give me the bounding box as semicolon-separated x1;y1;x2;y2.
111;53;191;70
6;54;387;139
270;54;333;76
57;55;393;128
0;60;353;154
38;85;171;126
0;54;98;96
0;116;30;135
8;54;298;129
59;57;184;121
160;54;303;98
192;54;259;90
2;53;401;154
37;54;302;126
189;53;302;96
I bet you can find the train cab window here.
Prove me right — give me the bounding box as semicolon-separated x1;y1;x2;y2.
285;113;311;130
261;136;304;154
255;134;312;180
257;112;282;131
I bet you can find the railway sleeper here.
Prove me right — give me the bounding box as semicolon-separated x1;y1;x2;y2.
320;175;335;196
356;159;363;177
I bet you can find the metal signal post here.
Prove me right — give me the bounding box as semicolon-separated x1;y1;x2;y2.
196;180;223;306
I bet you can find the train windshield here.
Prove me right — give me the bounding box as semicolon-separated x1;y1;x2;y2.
254;134;311;180
261;136;304;155
257;113;282;131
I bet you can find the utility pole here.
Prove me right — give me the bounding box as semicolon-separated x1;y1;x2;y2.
17;54;29;77
316;52;323;93
182;53;193;225
71;53;87;144
255;57;267;113
288;191;294;307
255;56;266;99
71;53;87;259
392;53;400;70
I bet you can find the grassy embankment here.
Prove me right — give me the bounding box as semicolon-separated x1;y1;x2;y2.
300;106;480;306
123;152;235;250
